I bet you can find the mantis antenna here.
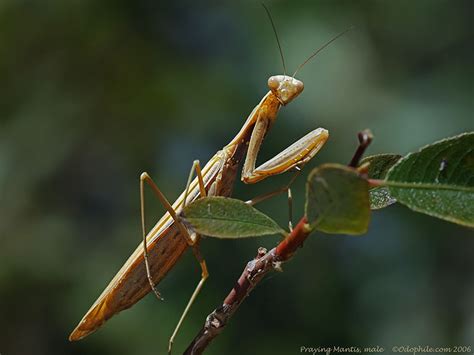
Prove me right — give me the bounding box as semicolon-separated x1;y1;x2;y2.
293;26;354;77
262;3;287;76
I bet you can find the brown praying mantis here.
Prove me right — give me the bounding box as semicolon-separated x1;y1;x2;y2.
69;7;350;353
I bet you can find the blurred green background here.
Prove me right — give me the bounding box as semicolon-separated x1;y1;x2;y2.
1;0;473;354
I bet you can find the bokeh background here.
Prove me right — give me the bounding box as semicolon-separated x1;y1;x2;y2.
1;0;473;354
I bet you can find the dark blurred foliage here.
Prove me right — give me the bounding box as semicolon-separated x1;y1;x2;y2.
0;1;473;354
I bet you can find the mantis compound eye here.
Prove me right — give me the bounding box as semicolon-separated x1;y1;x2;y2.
267;76;280;91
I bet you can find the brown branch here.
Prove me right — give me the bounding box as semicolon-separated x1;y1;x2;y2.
348;129;373;167
183;217;311;355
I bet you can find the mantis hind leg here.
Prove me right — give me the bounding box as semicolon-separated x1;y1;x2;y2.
169;160;210;355
168;239;209;354
140;172;195;300
139;160;207;301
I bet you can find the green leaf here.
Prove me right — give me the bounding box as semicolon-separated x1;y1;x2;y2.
305;163;370;235
386;132;474;227
360;154;402;209
368;188;397;210
182;196;286;239
361;154;403;179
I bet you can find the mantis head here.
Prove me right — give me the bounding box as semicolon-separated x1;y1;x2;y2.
268;75;304;106
262;5;351;107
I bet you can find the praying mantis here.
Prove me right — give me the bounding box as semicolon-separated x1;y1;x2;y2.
69;7;350;353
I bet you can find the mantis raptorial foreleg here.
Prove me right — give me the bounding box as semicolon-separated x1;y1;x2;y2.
243;126;328;230
242;126;328;184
